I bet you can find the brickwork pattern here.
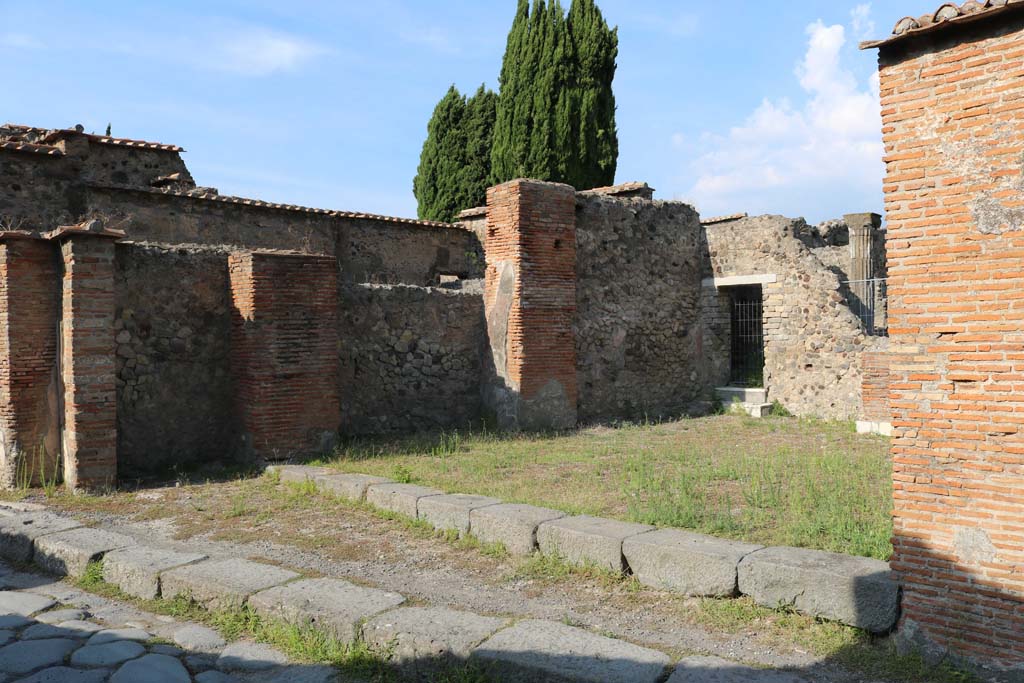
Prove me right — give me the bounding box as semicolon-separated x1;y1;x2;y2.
0;238;59;487
229;252;340;457
877;14;1024;669
484;180;577;430
60;236;118;490
860;350;894;424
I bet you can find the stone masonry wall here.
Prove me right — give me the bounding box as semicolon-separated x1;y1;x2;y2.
115;243;236;475
876;12;1024;670
574;195;705;421
703;215;877;419
340;284;484;435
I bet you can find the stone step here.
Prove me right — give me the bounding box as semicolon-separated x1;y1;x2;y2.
715;387;768;405
537;515;654;573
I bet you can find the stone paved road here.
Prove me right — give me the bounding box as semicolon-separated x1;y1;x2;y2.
0;561;334;683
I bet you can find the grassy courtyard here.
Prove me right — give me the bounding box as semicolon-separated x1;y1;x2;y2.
317;414;894;560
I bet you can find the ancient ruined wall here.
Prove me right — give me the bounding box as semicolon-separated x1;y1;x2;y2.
876;11;1024;670
341;219;483;286
574;195;704;421
0;151;81;227
114;243;236;475
340;284;485;435
703;215;875;419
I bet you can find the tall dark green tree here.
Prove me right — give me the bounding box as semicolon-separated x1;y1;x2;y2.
413;85;497;223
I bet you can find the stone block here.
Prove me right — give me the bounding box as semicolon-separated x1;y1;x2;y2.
418;494;502;536
33;528;135;577
537;516;654;573
623;529;763;597
667;656;806;682
313;472;392;501
737;546;898;632
0;513;82;564
365;483;442;519
469;503;565;555
267;465;329;485
472;619;670;683
161;558;299;610
0;591;55;617
362;606;507;666
249;577;404;644
102;545;208;599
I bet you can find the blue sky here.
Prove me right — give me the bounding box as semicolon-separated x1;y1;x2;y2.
2;1;942;224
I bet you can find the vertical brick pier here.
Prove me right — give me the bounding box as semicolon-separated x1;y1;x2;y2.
484;179;577;431
229;252;340;458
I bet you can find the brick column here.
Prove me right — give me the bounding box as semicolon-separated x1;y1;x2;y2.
0;235;60;489
229;252;340;458
483;179;577;431
56;232;120;490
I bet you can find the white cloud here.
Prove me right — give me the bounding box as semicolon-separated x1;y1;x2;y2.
210;29;328;76
850;4;876;40
683;18;884;222
0;33;43;49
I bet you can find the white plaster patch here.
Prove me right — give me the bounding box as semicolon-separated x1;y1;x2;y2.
954;527;997;566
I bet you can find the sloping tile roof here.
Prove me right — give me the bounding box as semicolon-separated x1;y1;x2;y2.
861;0;1024;49
457;206;487;219
578;181;654;197
41;128;184;152
89;183;466;230
0;141;64;157
701;213;749;226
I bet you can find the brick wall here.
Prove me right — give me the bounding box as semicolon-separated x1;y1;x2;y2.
60;236;118;490
229;252;340;457
484;180;577;430
860;349;893;423
876;13;1024;670
0;238;59;487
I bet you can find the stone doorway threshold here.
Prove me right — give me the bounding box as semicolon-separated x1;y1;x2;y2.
715;387;772;418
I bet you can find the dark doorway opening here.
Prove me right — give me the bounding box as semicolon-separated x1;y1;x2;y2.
729;285;764;387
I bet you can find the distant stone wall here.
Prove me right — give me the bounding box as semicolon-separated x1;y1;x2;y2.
114;243;236;476
575;195;705;421
340;284;484;435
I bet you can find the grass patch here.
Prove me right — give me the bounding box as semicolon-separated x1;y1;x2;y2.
316;415;893;559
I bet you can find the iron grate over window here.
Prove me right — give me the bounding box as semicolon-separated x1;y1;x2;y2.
729;285;764;387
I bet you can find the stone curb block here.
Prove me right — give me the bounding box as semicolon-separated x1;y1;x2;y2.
365;483;443;519
418;494;502;536
537;515;655;573
0;512;83;564
667;655;806;682
623;529;764;597
313;472;393;501
161;558;300;611
737;546;898;633
266;465;330;485
102;545;208;600
471;619;670;683
470;504;566;556
249;578;405;644
362;606;508;668
33;528;136;578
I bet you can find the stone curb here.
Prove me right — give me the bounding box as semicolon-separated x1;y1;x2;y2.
264;465;901;632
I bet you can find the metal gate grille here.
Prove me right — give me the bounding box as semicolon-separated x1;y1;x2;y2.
730;286;764;387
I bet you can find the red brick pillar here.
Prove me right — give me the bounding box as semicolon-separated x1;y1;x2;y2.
229;252;340;458
484;179;577;431
0;236;60;489
56;232;120;490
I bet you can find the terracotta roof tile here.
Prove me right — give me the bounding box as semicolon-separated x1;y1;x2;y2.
89;183;467;231
701;213;749;226
578;181;654;197
457;206;487;219
861;0;1024;49
40;128;185;152
0;141;64;157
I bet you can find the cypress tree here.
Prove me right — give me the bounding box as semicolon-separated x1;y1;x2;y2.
567;0;618;189
462;85;499;212
491;0;531;184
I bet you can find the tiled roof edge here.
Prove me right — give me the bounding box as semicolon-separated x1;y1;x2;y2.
0;141;64;157
861;0;1024;50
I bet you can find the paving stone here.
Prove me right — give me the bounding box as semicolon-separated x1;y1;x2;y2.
0;631;10;647
244;664;337;683
216;642;288;671
312;472;392;501
0;638;78;675
102;545;207;600
249;577;404;644
87;627;152;646
0;591;55;617
172;624;226;652
737;546;899;633
33;528;136;578
149;644;184;657
418;494;502;536
0;513;82;564
365;483;442;519
15;667;110;683
186;653;218;671
196;672;235;683
71;640;147;667
267;465;330;485
536;516;655;573
623;529;764;597
667;656;808;682
469;503;566;555
161;559;299;611
55;621;102;636
0;617;29;630
362;606;507;665
472;619;670;683
110;653;190;682
35;609;86;624
21;623;91;640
